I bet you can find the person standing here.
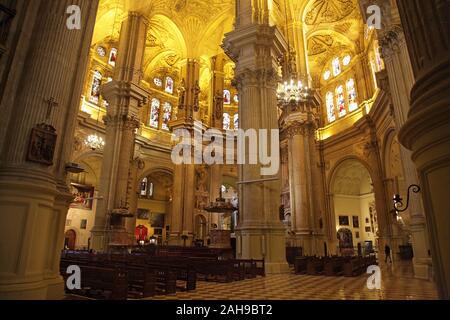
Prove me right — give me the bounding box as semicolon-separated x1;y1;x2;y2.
385;245;392;263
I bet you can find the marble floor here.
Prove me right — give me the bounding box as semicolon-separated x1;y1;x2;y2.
147;261;438;300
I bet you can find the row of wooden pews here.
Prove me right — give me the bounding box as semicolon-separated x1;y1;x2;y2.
60;250;266;299
294;256;377;277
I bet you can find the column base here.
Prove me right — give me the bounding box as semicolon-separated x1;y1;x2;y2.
0;276;64;300
413;258;433;280
236;223;289;274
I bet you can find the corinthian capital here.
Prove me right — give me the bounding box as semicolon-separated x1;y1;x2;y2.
379;25;405;59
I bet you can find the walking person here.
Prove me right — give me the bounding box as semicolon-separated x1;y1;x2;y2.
385;244;392;263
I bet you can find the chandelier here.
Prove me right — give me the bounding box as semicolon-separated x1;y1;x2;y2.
277;79;312;105
84;134;105;151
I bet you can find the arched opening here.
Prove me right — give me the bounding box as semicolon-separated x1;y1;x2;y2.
331;159;379;256
136;169;174;245
64;230;77;250
194;214;207;246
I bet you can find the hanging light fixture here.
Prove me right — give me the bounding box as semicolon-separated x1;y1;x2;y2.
277;78;312;105
276;1;313;107
84;105;105;151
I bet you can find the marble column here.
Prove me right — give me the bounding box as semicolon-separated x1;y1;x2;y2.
90;12;149;252
168;59;201;246
282;99;323;255
396;0;450;299
223;15;289;272
379;26;432;279
0;0;99;299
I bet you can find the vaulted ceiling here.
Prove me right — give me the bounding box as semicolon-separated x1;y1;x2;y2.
302;0;364;78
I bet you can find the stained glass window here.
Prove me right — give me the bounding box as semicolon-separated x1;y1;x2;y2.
343;55;351;66
333;57;341;76
323;70;331;81
375;46;384;71
346;79;358;112
223;113;231;130
336;85;346;117
165;77;174;94
162;102;172;131
233;95;239;104
233;114;239;129
326;92;336;123
154;78;163;87
108;48;117;67
140;178;148;196
223;90;231;105
89;70;102;104
150;98;160;128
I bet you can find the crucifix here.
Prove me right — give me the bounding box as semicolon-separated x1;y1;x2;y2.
44;97;58;124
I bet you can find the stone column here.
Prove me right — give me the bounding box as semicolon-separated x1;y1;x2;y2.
211;54;225;129
168;59;201;246
0;0;99;299
396;0;450;299
90;12;149;252
282;99;322;255
379;26;432;279
223;17;289;272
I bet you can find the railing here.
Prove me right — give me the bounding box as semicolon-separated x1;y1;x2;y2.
0;3;16;57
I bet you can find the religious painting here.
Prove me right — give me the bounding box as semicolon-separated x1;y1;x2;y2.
137;208;150;220
337;228;353;249
352;216;359;228
89;70;102;104
162;102;172;131
27;124;57;166
165;77;174;94
70;183;94;210
108;48;117;67
80;219;88;230
223;90;231;105
135;225;148;241
149;98;160;128
339;215;349;226
150;213;165;228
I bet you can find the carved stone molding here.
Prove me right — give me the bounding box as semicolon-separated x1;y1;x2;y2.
234;68;279;89
379;25;406;60
103;114;140;130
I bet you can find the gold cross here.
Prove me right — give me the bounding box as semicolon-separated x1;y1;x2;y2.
44;97;58;122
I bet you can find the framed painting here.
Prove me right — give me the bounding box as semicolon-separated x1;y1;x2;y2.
352;216;360;228
339;216;349;226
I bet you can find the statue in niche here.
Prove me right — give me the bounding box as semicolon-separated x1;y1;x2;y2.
214;90;224;120
193;80;201;112
195;166;209;209
177;79;186;109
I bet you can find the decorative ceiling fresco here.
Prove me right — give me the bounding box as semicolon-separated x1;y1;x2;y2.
303;0;364;78
93;0;235;81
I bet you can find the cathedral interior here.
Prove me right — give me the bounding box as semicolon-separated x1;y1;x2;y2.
0;0;449;301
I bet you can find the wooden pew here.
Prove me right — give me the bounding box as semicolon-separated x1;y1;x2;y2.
61;264;128;300
306;258;325;276
294;257;308;274
323;257;345;276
